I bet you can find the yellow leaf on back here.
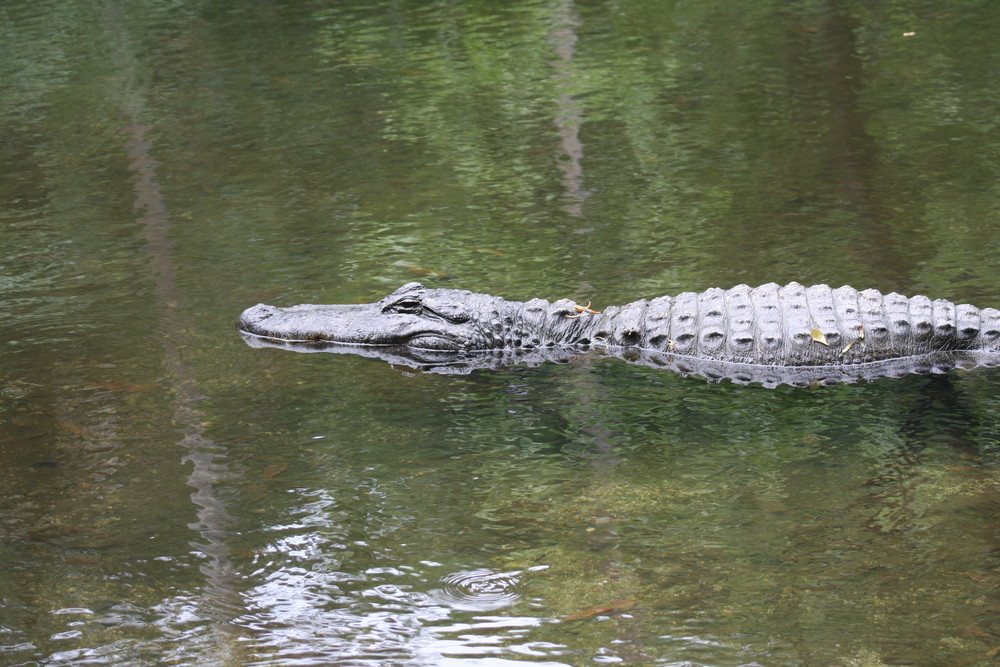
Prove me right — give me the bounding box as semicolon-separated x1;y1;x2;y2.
810;329;829;346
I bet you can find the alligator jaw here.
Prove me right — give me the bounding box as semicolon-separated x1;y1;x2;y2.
237;302;384;344
236;302;467;348
238;332;595;374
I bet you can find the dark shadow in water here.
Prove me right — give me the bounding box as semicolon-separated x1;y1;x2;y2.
104;2;246;654
859;374;985;535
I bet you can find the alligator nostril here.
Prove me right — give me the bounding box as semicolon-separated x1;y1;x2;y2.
256;306;275;320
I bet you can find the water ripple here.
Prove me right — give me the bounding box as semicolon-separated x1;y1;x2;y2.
427;568;522;612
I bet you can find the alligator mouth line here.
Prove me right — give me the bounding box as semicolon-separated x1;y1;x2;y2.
236;328;467;349
237;328;592;353
237;329;342;344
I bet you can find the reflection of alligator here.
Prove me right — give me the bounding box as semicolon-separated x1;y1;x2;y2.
237;282;1000;387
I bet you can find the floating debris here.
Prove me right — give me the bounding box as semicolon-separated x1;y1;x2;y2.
561;599;639;622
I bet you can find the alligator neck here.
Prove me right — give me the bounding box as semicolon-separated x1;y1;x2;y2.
478;297;606;350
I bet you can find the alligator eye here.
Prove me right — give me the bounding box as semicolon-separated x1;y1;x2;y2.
390;299;422;314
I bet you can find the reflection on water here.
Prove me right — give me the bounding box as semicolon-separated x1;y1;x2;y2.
236;559;554;664
549;0;590;219
4;0;1000;664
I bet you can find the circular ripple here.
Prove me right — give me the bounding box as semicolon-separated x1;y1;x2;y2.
428;568;521;611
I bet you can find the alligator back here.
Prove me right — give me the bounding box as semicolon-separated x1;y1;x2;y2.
595;282;1000;366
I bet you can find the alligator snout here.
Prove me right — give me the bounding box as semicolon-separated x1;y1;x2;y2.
237;303;277;332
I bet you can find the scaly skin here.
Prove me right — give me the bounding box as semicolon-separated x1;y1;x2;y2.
237;282;1000;385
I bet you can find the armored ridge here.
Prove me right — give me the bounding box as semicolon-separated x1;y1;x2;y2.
589;282;1000;366
237;281;1000;385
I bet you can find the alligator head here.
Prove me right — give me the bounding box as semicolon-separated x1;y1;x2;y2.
237;282;498;350
238;281;597;352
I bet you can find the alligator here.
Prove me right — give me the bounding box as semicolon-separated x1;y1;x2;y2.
237;282;1000;387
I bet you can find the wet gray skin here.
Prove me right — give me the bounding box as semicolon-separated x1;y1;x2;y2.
237;281;598;351
237;281;1000;386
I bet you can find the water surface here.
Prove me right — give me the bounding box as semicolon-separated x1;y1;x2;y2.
3;0;1000;665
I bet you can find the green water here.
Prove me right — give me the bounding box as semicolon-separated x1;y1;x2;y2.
3;0;1000;664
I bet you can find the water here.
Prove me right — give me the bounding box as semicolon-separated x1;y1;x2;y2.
3;0;1000;664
